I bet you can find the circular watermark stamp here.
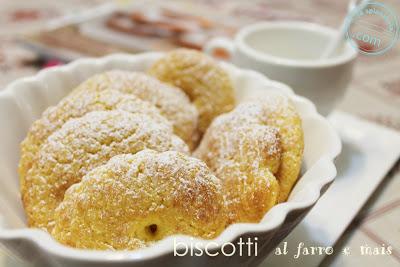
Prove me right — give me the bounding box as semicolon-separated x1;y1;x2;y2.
345;1;399;55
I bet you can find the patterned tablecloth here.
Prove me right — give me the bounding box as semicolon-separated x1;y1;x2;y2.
0;0;399;266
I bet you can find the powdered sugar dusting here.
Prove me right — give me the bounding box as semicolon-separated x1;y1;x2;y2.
195;101;283;178
19;88;172;182
148;48;235;134
74;70;199;148
194;97;303;222
23;110;189;230
52;150;226;249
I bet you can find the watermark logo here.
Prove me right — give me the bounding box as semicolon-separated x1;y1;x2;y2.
345;1;399;55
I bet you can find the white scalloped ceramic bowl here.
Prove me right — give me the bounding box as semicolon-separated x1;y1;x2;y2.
0;53;341;267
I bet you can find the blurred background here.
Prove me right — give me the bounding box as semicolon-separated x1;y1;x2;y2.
0;0;399;128
0;0;399;266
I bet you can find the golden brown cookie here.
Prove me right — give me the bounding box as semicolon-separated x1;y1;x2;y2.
223;166;279;224
148;49;235;135
22;111;188;231
195;96;303;222
231;98;304;203
19;89;169;182
52;150;226;250
195;118;281;223
71;71;199;148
